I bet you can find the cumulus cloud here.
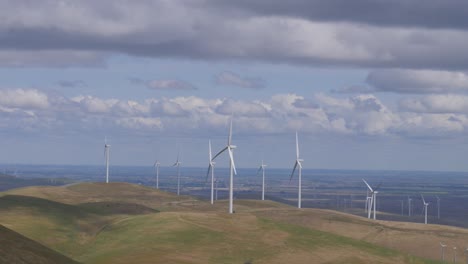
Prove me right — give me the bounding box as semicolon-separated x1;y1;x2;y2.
400;94;468;114
0;89;49;109
146;79;196;91
1;1;468;69
215;71;265;89
2;88;468;138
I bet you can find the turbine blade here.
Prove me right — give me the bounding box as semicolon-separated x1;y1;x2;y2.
296;132;299;159
228;147;237;175
289;161;298;183
209;140;212;161
362;179;373;192
297;160;302;169
421;194;426;204
212;146;228;161
256;165;262;176
206;164;212;182
228;117;233;145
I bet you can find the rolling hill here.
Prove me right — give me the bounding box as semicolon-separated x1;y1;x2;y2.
0;182;458;263
0;224;80;264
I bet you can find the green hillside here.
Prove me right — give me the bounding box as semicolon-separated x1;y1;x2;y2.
0;224;80;264
0;183;450;263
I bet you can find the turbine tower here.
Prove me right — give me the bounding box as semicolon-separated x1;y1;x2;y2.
421;194;429;224
256;160;267;201
436;196;440;219
212;118;237;214
289;132;304;209
104;137;111;183
172;150;181;196
206;140;216;205
153;160;160;189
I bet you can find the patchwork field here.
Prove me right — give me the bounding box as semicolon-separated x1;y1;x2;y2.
1;182;461;263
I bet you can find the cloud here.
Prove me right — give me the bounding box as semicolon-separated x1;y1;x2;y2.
209;0;468;30
1;1;468;69
215;71;265;89
400;94;468;114
2;88;468;138
58;80;87;88
0;89;49;109
366;69;468;94
146;80;196;91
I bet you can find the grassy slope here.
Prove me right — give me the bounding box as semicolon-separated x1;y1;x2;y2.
0;183;450;263
0;224;80;264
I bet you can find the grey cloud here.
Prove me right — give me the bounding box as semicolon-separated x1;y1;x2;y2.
366;69;468;94
58;80;87;88
1;1;468;69
209;0;468;30
215;71;265;89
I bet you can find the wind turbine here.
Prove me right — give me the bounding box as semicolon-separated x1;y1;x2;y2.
289;132;304;209
104;137;111;183
440;242;447;262
212;118;237;214
408;196;412;217
362;179;380;220
421;194;429;224
206;140;216;205
153;160;160;189
256;160;267;201
436;196;440;219
173;149;181;196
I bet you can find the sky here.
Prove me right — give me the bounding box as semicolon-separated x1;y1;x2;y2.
1;0;468;171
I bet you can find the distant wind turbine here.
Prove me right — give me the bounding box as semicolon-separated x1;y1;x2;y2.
206;140;216;205
421;194;429;224
289;132;304;209
362;179;380;220
440;242;447;262
408;196;412;217
436;196;440;219
104;137;111;183
212;118;237;214
153;160;160;189
173;149;181;196
256;160;267;201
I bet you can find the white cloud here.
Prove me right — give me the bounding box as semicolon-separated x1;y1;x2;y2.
0;89;49;109
1;88;468;138
400;94;468;113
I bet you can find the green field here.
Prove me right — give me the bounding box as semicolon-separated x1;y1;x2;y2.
0;182;456;263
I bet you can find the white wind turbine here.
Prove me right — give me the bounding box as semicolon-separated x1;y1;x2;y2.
256;160;267;201
153;160;160;189
104;137;111;183
173;150;181;196
212;118;237;214
408;196;413;217
421;194;429;224
436;195;440;219
362;179;380;220
289;132;304;209
206;140;216;205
